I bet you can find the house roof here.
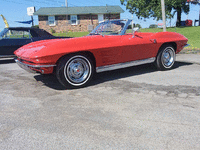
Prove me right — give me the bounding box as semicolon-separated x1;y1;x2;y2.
34;6;124;16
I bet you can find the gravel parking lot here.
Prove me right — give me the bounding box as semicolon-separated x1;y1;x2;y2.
0;54;200;150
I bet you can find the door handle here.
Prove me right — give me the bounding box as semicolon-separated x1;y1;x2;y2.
150;39;157;43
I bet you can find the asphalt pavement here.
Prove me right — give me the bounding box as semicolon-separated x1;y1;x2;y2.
177;53;200;64
0;54;200;150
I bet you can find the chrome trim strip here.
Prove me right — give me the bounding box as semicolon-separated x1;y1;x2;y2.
15;59;56;68
96;57;156;73
184;44;190;47
0;55;16;58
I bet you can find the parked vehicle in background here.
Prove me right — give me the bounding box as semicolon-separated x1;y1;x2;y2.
14;19;188;88
0;27;70;58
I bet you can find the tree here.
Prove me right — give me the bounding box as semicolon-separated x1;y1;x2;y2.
120;0;190;27
149;24;158;28
128;23;142;29
135;23;142;28
170;0;189;27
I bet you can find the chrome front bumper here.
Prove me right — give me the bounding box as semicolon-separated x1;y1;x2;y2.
184;44;190;47
15;59;56;73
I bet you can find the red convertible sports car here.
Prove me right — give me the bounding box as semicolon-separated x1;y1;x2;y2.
14;19;188;88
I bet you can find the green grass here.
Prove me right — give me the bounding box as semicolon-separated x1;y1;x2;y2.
53;26;200;49
53;31;89;37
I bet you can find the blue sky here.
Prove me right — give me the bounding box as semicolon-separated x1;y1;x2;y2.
0;0;199;31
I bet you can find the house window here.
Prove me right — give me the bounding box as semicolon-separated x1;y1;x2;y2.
71;15;77;25
48;16;55;26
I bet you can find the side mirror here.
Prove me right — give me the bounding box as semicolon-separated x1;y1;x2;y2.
132;27;140;37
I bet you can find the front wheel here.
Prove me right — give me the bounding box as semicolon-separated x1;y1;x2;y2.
56;54;94;88
155;45;176;70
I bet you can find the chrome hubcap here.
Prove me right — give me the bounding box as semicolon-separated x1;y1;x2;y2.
66;58;89;84
162;48;175;68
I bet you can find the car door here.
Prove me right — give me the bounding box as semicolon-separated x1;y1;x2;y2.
0;29;32;56
93;35;124;67
120;33;157;63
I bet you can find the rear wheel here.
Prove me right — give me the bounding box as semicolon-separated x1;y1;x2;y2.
56;54;94;88
155;45;176;70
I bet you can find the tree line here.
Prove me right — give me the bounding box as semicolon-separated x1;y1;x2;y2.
120;0;199;27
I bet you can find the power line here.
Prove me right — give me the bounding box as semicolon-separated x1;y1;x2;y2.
2;0;64;7
2;0;23;5
2;0;121;8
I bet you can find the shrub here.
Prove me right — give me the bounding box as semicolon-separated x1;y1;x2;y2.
149;24;158;28
32;25;39;28
50;28;56;34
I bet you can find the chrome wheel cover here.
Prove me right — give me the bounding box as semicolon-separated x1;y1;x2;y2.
64;56;91;86
161;47;175;68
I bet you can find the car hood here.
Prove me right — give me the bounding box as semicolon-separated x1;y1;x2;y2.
14;38;69;58
15;35;121;59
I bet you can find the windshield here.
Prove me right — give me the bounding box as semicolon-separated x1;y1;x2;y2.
0;28;8;38
90;20;128;36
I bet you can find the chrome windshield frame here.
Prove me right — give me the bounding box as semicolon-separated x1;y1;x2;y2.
89;19;132;36
119;19;132;35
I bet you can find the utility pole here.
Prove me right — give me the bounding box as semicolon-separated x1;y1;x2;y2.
31;16;34;26
65;0;68;7
199;1;200;26
161;0;166;31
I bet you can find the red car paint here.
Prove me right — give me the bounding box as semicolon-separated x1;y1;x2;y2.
14;21;188;75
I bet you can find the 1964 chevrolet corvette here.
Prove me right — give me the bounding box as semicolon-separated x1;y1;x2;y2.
14;19;188;88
